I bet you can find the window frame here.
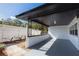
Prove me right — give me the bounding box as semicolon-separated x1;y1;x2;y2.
69;23;78;36
28;20;48;37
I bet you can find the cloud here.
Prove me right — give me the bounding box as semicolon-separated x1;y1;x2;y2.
10;16;16;19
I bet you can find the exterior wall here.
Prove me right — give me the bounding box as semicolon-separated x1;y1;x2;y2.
48;26;69;46
0;25;27;42
68;17;79;50
27;34;50;47
48;25;69;39
48;16;79;50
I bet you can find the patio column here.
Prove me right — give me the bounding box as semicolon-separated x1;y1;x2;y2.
27;18;32;37
26;18;32;48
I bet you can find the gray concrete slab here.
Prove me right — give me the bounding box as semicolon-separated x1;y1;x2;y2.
25;39;79;56
46;39;79;56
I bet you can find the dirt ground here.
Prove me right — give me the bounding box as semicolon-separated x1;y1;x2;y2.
0;39;26;56
16;40;26;48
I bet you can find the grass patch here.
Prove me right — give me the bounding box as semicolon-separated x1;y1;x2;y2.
0;44;5;48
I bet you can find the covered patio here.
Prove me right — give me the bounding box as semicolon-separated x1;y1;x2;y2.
16;3;79;56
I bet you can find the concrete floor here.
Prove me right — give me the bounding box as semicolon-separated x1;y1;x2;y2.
24;39;79;56
46;39;79;56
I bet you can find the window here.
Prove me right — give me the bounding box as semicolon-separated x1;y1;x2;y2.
69;23;78;36
28;20;48;37
74;23;78;35
77;10;79;18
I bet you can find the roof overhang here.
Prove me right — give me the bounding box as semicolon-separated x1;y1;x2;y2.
16;3;79;27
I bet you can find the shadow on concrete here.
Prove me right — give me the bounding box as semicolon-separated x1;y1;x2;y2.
46;39;79;56
29;36;52;50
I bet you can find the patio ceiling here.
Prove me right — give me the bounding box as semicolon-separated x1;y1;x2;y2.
16;3;79;27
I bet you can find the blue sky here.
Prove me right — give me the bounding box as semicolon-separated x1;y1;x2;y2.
0;3;43;19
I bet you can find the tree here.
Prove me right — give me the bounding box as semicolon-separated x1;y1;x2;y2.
0;21;2;24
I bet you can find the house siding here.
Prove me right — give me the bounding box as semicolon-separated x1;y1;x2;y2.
68;16;79;50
